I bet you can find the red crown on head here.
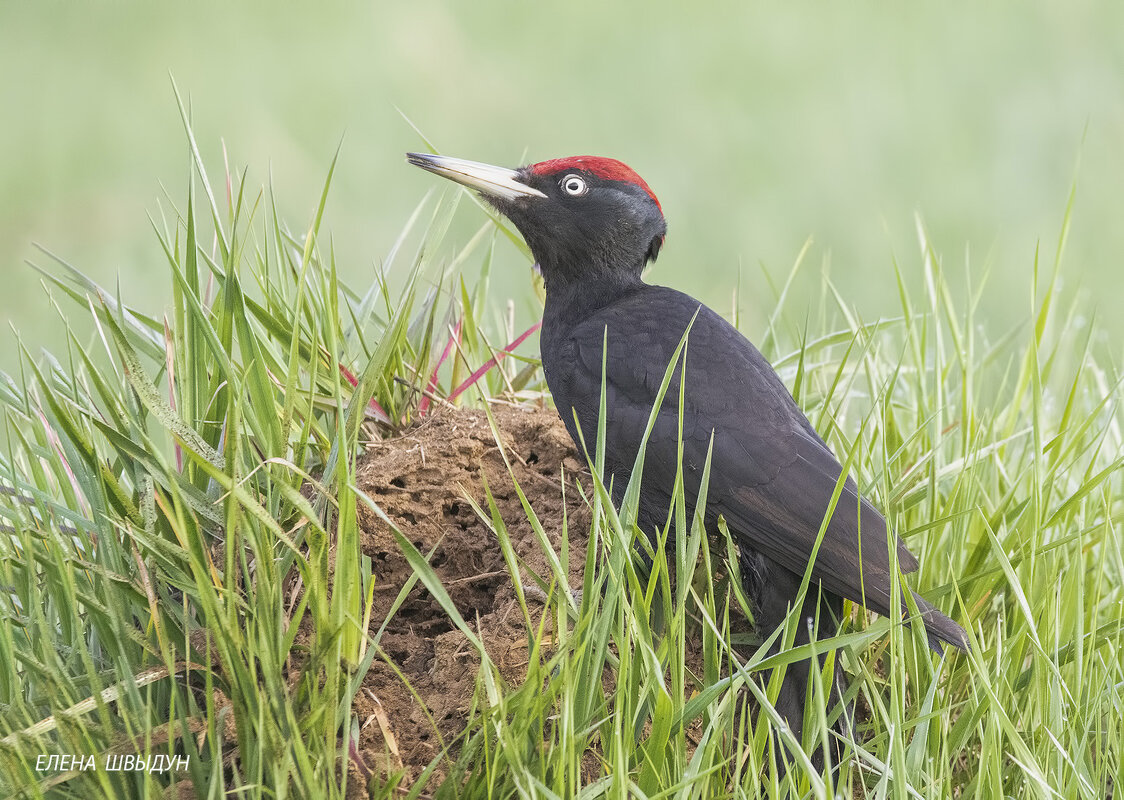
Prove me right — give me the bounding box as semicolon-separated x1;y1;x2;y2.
530;156;662;213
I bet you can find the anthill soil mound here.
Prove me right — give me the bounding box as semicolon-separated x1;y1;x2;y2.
352;403;591;784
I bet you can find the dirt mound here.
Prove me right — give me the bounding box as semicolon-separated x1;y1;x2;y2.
352;403;591;785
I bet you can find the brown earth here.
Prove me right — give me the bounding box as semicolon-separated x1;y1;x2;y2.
351;403;594;787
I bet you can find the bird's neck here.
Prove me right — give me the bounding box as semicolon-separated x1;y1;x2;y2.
541;270;645;337
544;268;642;319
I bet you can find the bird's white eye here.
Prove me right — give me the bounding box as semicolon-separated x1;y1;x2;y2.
561;174;587;196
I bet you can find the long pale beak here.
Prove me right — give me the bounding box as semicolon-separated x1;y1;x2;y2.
406;152;546;201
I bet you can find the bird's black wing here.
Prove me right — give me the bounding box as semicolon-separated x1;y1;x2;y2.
550;285;967;651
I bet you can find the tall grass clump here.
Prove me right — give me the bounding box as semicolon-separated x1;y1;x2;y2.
0;115;1120;799
0;103;522;798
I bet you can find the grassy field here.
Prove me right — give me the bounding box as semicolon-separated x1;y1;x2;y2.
0;108;1120;797
3;4;1124;795
4;2;1124;376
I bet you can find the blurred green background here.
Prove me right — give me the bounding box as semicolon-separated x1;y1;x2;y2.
3;1;1122;373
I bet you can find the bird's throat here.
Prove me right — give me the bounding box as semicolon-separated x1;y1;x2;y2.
540;271;645;337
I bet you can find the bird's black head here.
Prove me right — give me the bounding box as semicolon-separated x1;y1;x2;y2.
407;153;666;289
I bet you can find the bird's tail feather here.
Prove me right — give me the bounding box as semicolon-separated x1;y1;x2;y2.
910;589;970;653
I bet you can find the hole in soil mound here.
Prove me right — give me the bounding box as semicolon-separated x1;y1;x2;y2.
352;404;591;786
